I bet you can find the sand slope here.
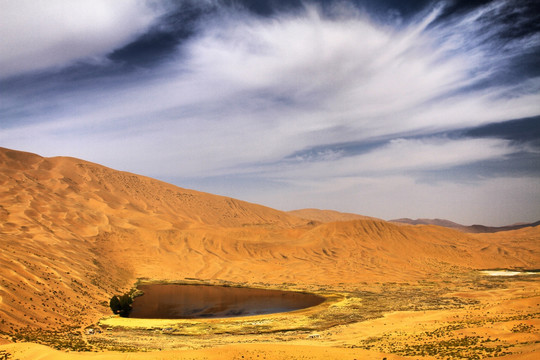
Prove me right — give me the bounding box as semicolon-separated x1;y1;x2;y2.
1;147;538;335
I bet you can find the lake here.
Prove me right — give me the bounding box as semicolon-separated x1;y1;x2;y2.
128;284;325;319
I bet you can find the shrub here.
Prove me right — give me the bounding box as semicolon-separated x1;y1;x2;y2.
109;293;133;317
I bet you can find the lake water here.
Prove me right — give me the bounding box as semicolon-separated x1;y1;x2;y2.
480;270;537;276
128;284;325;319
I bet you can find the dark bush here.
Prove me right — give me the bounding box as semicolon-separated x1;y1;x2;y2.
109;295;121;314
109;293;133;317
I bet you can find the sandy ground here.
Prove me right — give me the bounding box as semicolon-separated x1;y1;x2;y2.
0;342;395;360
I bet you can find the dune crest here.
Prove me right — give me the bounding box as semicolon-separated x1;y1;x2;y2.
287;208;380;223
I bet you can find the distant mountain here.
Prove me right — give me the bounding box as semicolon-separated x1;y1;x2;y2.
390;218;540;233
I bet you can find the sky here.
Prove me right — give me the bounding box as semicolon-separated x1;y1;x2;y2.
1;0;539;226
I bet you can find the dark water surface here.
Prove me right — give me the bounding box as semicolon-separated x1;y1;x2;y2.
129;284;325;319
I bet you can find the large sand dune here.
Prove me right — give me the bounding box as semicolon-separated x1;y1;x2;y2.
1;147;539;358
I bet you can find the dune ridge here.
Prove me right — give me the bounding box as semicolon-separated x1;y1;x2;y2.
0;147;538;334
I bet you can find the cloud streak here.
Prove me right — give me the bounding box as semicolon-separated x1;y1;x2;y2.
268;137;517;179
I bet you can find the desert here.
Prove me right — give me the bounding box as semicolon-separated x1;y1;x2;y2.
0;146;538;359
1;2;540;358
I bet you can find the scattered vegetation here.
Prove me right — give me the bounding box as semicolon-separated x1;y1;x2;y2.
511;323;535;333
390;336;513;359
10;327;93;352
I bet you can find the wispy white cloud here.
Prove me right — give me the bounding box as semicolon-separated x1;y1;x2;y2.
262;137;517;180
0;0;162;78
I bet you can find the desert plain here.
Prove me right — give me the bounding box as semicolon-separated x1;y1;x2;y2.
0;147;538;359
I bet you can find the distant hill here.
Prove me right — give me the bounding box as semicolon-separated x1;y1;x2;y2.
390;218;540;233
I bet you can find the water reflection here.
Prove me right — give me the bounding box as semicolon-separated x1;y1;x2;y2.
129;284;325;319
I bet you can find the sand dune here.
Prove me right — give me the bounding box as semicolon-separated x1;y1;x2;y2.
0;147;310;331
1;147;538;330
1;147;539;359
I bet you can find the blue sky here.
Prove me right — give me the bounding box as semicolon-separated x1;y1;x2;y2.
1;0;539;225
